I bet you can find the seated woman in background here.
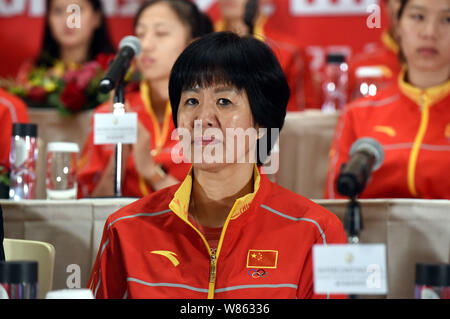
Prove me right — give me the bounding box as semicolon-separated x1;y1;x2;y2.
215;0;318;110
325;0;450;199
77;0;212;198
11;0;115;114
88;31;346;299
346;0;403;101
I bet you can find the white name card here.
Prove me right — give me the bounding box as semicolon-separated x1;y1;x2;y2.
313;244;388;295
94;113;137;145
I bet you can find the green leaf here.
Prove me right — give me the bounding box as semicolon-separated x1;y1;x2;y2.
0;174;10;186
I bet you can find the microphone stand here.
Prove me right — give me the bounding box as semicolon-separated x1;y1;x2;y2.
345;196;362;244
113;77;125;197
344;196;363;299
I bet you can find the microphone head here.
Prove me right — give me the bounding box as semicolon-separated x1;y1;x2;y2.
119;35;142;56
99;78;114;94
349;137;384;171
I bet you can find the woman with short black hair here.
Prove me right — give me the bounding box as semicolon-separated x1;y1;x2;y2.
89;32;346;299
169;31;289;164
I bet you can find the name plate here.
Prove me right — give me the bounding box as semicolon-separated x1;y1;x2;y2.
313;244;388;295
94;113;137;145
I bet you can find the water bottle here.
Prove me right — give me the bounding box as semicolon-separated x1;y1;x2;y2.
9;123;38;200
415;263;450;299
0;261;38;299
321;53;348;113
351;66;385;101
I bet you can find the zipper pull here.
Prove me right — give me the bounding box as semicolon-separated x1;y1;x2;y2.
420;94;427;110
209;249;217;283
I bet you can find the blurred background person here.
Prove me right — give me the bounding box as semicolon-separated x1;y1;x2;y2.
77;0;213;198
346;0;403;102
0;88;29;198
4;0;116;114
215;0;320;110
33;0;115;68
325;0;450;199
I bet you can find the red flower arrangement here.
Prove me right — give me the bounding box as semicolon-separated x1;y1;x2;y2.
3;54;114;116
60;81;87;112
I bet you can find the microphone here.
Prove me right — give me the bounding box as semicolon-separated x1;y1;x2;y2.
99;36;142;94
336;137;384;198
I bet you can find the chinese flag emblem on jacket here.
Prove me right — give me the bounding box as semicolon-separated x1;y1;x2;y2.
246;250;278;269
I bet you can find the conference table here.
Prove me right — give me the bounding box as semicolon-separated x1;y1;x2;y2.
12;109;449;299
2;198;449;299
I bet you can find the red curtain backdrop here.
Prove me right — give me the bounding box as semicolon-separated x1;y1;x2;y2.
0;0;389;78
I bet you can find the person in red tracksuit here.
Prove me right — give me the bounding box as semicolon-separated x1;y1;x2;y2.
0;88;29;172
88;32;347;299
77;0;212;198
215;0;318;110
325;0;450;200
347;0;403;102
15;0;116;112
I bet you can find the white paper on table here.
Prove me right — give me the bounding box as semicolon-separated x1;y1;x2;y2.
313;243;388;295
94;113;137;145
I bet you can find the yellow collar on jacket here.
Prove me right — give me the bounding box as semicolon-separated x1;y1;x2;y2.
253;15;267;42
138;81;173;196
139;81;173;153
381;30;399;54
214;15;268;42
214;18;226;32
169;164;261;222
398;67;450;108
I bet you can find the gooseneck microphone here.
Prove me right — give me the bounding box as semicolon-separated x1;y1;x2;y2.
99;36;142;94
337;137;384;198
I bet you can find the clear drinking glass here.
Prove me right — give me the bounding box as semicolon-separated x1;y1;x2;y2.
46;142;80;199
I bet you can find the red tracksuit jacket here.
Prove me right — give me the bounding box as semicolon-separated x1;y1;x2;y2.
325;69;450;199
88;166;347;299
